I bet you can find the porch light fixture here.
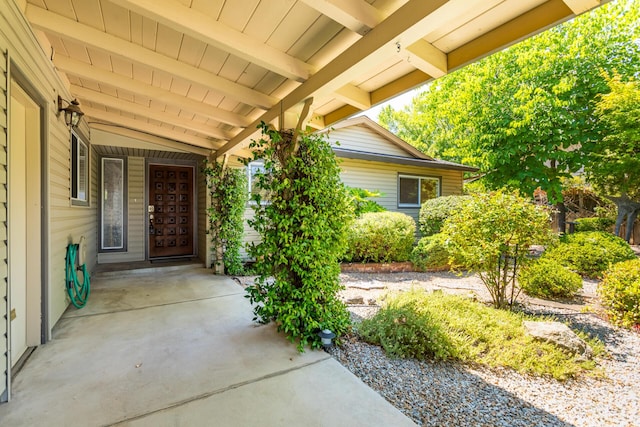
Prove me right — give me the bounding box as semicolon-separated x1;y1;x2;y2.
58;95;84;128
318;329;336;348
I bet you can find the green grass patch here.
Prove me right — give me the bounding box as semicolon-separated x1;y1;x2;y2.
357;290;604;381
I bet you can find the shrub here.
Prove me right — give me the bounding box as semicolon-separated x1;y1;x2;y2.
574;217;615;232
598;259;640;328
518;258;583;299
358;290;603;380
358;294;455;360
411;233;459;270
442;191;555;309
347;187;386;216
344;212;416;263
419;195;472;236
542;231;636;278
245;124;353;351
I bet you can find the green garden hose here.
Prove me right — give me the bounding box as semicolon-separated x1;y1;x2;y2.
66;242;90;308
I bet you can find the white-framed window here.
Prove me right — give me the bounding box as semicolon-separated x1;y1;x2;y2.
100;157;126;251
71;130;89;206
247;160;270;203
398;175;440;207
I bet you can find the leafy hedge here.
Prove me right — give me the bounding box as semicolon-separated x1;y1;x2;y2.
347;187;386;216
518;258;583;299
419;195;472;236
598;259;640;328
344;212;416;263
411;233;458;270
541;231;636;278
574;217;615;232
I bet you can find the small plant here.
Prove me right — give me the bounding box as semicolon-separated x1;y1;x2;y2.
411;233;458;270
442;191;555;309
598;259;640;328
347;187;386;216
203;160;248;275
542;231;636;278
419;195;472;236
343;212;416;263
518;258;583;299
358;290;603;380
574;217;615;232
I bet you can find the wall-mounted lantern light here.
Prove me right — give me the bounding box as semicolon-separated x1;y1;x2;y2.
318;329;336;348
57;95;84;128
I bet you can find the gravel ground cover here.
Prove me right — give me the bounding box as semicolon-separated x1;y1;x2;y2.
331;271;640;427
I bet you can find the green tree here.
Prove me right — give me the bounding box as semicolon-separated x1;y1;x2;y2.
442;191;555;309
585;75;640;239
203;160;248;275
245;123;353;351
380;0;640;230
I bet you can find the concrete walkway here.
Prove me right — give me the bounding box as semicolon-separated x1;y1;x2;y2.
0;267;415;426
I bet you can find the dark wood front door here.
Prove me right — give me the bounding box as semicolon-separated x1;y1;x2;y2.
148;164;195;258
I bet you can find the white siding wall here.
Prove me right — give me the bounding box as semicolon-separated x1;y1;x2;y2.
0;43;8;402
327;125;409;156
240;158;464;259
97;157;145;263
0;1;98;343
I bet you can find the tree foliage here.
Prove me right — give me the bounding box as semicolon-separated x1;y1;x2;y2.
586;75;640;199
347;187;386;216
203;160;248;275
245;123;353;351
442;191;555;309
379;0;640;206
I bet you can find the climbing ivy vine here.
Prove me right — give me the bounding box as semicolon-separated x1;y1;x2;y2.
203;159;248;275
245;122;353;351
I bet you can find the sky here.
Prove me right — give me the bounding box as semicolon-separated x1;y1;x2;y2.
357;87;421;123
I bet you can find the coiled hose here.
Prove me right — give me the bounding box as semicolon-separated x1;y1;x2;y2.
65;243;90;308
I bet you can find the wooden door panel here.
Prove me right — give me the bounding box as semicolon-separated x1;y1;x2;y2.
148;165;194;258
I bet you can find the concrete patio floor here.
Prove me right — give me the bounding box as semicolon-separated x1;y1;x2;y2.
0;267;415;426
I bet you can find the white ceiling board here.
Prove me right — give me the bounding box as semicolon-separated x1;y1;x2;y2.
218;0;260;32
190;0;224;18
132;63;153;85
245;0;296;42
269;2;320;53
198;45;228;75
86;47;111;69
288;15;343;62
155;23;183;59
72;0;104;31
44;0;76;19
177;35;207;67
61;38;90;62
141;15;157;49
101;0;131;41
169;77;191;97
48;33;70;57
129;11;144;45
110;56;133;78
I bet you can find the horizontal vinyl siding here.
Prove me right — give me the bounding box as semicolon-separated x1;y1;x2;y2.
98;157;145;263
339;158;464;224
328;125;409;157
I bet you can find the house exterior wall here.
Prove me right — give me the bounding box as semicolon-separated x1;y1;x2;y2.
1;0;99;398
338;158;463;223
326;125;409;157
97;157;146;264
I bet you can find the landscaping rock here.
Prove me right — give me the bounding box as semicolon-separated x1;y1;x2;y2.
346;296;365;305
523;321;593;359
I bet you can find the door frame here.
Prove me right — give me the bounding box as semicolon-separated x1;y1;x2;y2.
5;61;49;401
145;158;198;260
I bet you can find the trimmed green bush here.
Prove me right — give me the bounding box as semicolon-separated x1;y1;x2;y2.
518;258;583;299
542;231;636;278
358;295;455;360
411;233;458;270
598;259;640;328
344;212;416;263
419;195;472;236
574;217;615;232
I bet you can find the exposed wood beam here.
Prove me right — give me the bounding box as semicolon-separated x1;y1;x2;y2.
404;39;447;78
71;85;234;141
562;0;601;14
109;0;313;82
82;106;218;150
334;84;371;110
448;0;572;71
300;0;383;36
54;55;250;128
25;4;277;109
215;0;450;158
90;123;212;156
